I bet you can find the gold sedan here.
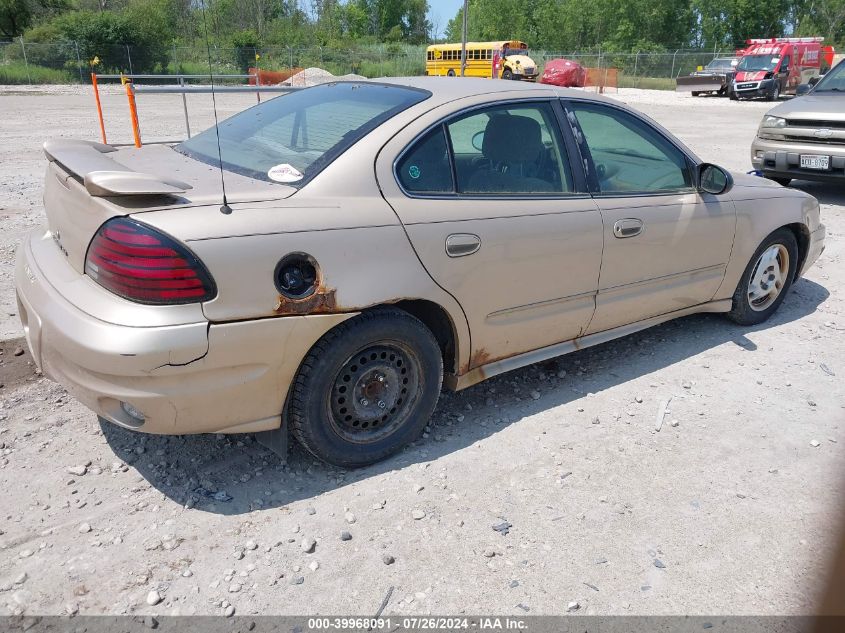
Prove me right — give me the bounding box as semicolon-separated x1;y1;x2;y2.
15;78;825;466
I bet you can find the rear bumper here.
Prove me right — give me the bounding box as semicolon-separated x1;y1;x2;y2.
15;228;354;435
751;137;845;183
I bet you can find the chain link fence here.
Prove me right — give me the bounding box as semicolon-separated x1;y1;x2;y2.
1;38;734;88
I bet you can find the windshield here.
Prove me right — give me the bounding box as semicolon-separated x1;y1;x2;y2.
705;59;736;71
503;48;530;58
177;82;430;185
814;61;845;92
737;55;779;72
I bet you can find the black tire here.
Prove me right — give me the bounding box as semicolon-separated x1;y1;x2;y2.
502;68;513;80
447;69;456;77
770;176;791;187
289;309;443;468
691;91;701;97
768;82;780;101
726;228;798;326
729;90;738;101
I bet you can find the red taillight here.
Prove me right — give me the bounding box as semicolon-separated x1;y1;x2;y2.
85;218;216;305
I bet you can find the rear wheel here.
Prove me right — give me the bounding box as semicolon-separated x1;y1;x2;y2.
289;309;443;468
726;228;798;326
691;91;701;97
447;69;456;77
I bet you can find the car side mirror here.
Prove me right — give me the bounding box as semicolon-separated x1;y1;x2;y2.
699;164;733;195
796;83;813;96
809;75;821;84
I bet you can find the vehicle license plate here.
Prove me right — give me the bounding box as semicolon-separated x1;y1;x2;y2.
800;155;830;170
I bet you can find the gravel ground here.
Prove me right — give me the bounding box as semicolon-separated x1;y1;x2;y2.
0;85;843;617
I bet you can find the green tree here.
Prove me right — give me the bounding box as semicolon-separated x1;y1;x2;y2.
795;0;845;42
1;0;67;38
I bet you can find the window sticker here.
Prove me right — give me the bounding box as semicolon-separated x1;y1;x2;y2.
408;165;421;179
267;163;304;183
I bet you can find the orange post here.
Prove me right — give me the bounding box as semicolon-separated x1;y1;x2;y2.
91;72;107;145
122;76;142;148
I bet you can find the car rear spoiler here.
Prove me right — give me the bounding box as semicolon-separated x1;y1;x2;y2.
43;139;192;197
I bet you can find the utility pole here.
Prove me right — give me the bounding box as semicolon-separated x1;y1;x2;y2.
460;0;468;76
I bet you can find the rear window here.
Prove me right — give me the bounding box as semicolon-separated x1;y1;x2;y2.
176;82;430;186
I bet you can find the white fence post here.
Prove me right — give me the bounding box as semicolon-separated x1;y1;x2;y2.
74;40;83;83
633;51;639;87
20;36;32;84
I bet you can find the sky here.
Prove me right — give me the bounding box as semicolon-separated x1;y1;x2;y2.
427;0;464;39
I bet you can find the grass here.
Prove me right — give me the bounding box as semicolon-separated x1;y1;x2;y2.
357;59;426;78
617;75;677;90
0;61;75;84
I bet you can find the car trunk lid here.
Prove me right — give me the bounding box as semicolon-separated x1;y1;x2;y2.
42;139;296;274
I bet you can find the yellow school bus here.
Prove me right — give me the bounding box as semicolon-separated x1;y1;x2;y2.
425;40;539;81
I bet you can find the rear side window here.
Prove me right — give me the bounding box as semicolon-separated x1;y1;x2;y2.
177;82;430;186
396;126;453;193
446;102;572;194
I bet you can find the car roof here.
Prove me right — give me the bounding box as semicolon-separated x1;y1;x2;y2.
372;76;617;107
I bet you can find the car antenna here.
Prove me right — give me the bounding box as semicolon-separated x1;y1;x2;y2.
198;0;232;215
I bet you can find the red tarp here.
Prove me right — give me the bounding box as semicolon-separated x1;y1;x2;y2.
540;59;587;87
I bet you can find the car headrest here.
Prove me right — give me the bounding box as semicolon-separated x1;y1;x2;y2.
482;114;542;163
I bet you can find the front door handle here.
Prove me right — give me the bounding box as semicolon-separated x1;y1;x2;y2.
613;218;644;239
446;233;481;257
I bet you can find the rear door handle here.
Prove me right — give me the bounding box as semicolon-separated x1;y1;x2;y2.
613;218;644;238
445;233;481;257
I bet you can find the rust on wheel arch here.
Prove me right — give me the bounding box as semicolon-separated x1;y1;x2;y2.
274;287;338;315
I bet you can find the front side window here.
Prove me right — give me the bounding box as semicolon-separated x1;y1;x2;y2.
445;102;572;194
570;103;692;194
177;82;429;186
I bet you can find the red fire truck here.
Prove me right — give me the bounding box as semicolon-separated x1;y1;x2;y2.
730;37;835;101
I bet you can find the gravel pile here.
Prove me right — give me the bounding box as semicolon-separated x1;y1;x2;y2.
283;67;366;87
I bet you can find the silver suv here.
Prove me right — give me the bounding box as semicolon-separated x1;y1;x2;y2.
751;59;845;185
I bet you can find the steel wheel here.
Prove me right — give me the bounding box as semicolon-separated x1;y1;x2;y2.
290;309;443;467
327;343;420;444
747;244;789;311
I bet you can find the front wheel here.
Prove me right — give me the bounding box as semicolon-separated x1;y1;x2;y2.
289;309;443;468
726;228;798;326
691;91;701;97
446;69;456;77
768;83;780;101
502;68;513;80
